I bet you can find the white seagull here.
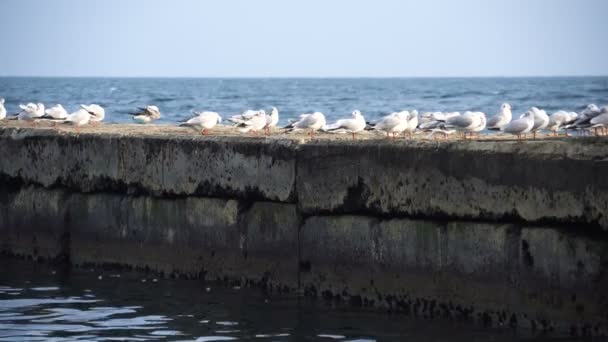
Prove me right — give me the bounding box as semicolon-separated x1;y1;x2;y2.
131;105;161;124
81;104;105;124
17;103;43;122
235;110;268;134
263;107;279;135
229;109;262;125
43;104;69;120
525;107;549;139
325;110;366;140
486;103;512;130
285;112;327;139
180;111;222;135
372;111;409;139
0;98;6;120
501;110;535;140
441;111;484;139
548;111;578;136
403;110;419;139
63;108;91;131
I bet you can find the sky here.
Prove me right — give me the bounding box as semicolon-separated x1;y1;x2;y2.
0;0;607;77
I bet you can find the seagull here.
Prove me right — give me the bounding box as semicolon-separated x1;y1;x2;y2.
565;104;602;135
372;111;408;139
179;111;222;135
43;104;69;120
524;107;549;139
263;107;279;135
17;103;43;122
440;111;484;139
63;108;91;132
548;111;578;136
285;112;327;139
0;98;6;120
501;110;535;140
131;105;161;124
590;111;608;136
469;112;487;137
81;104;105;124
229;109;262;125
234;110;267;134
403;110;419;139
418;112;460;130
325;110;366;140
486;103;512;130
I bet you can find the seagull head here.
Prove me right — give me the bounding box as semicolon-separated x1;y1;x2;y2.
522;111;534;119
352;110;362;117
0;98;4;104
501;103;511;110
271;107;278;115
586;104;599;111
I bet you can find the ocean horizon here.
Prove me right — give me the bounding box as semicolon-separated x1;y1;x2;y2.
1;76;607;125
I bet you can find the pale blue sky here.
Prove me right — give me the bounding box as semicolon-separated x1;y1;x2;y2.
1;0;607;77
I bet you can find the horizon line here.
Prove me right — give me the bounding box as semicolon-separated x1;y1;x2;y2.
1;75;607;79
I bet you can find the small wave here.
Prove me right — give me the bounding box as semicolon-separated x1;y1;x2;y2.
589;88;608;93
440;91;485;99
152;97;175;103
193;337;236;342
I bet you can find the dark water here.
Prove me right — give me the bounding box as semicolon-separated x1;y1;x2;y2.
0;259;561;342
1;77;607;125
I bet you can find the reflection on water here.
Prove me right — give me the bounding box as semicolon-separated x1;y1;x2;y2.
0;259;553;341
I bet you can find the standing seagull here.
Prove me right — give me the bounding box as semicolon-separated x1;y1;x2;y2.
372;111;408;139
131;105;161;124
325;110;366;140
441;111;484;140
63;108;91;132
403;110;419;139
81;104;105;124
0;98;6;120
285;112;327;139
487;103;512;130
548;111;578;136
263;107;279;135
526;107;549;139
501;111;535;140
180;111;222;135
590;108;608;136
567;104;603;135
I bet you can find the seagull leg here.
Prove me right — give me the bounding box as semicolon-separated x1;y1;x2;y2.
352;132;356;140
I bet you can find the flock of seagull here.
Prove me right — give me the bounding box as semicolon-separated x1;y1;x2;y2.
1;97;607;140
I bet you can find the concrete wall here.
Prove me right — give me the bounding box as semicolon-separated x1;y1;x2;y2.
1;127;607;228
1;127;608;334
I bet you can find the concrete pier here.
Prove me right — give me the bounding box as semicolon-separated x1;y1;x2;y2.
1;124;607;334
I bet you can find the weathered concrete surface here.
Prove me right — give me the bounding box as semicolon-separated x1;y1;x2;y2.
297;139;608;229
0;186;300;290
0;127;297;202
1;184;607;333
1;126;607;228
300;216;608;331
